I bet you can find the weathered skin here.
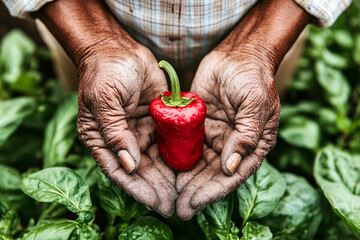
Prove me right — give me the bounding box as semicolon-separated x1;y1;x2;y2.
36;0;177;217
35;0;311;219
175;0;311;219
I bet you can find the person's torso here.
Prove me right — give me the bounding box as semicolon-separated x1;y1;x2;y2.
104;0;257;67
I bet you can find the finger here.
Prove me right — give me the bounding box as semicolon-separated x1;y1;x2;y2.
137;155;178;218
176;145;212;193
203;118;233;154
176;149;219;220
127;116;156;153
190;138;273;210
147;144;175;186
92;146;159;210
220;96;272;175
92;92;142;173
77;106;158;209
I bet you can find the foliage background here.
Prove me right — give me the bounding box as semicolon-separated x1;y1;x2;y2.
0;2;360;239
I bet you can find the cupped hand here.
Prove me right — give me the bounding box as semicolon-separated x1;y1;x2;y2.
76;43;177;217
176;47;281;220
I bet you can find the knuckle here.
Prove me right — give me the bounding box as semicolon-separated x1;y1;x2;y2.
241;134;259;153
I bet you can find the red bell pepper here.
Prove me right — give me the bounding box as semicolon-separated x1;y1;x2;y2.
149;61;206;171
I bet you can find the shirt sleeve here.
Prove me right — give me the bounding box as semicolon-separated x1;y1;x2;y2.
1;0;54;18
294;0;352;27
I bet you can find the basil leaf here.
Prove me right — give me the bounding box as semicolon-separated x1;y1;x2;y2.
279;116;321;150
97;169;147;222
0;201;20;236
0;30;36;85
354;34;360;65
0;97;37;147
22;219;77;240
322;49;348;69
74;155;98;189
333;29;354;49
314;146;360;235
0;235;13;240
43;92;78;168
0;164;33;211
260;173;322;239
71;223;100;240
197;194;239;240
119;216;173;240
20;167;92;214
240;222;272;240
315;61;351;108
316;199;360;240
237;161;286;224
279;101;322;122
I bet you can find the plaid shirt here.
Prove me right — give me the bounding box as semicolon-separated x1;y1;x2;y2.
3;0;352;66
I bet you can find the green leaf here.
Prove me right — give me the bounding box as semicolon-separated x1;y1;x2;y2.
333;29;354;49
197;194;239;240
74;155;98;189
314;146;360;235
240;222;272;240
71;222;100;240
322;49;348;69
0;201;20;236
0;97;37;147
316;198;360;240
0;235;13;240
43;92;78;168
260;173;322;239
0;164;22;192
20;167;92;215
97;169;147;222
119;216;173;240
279;116;321;149
237;161;286;224
8;71;42;95
315;61;351;108
0;164;33;211
38;202;68;221
0;30;36;85
279;101;322;122
354;34;360;65
317;108;338;135
22;219;77;240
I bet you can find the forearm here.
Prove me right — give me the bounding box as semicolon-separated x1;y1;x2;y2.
34;0;136;67
218;0;312;74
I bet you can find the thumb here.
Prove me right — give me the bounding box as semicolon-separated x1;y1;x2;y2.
95;101;141;174
220;120;263;176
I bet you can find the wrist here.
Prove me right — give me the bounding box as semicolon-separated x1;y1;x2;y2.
35;0;139;67
217;0;311;74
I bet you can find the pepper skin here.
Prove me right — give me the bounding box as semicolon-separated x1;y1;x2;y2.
149;61;206;171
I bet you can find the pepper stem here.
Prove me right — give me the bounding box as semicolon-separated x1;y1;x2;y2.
158;60;194;107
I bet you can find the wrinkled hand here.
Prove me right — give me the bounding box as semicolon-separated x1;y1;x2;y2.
76;43;177;217
176;47;281;220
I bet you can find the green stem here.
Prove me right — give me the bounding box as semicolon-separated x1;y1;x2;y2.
158;60;182;105
158;60;194;107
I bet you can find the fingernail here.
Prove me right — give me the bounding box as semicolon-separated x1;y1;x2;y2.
118;150;136;173
226;153;241;175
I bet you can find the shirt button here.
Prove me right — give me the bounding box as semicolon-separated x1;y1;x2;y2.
169;36;181;42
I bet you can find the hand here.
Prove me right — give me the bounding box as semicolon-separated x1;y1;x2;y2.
76;42;177;217
176;47;280;220
36;0;178;218
175;0;311;220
